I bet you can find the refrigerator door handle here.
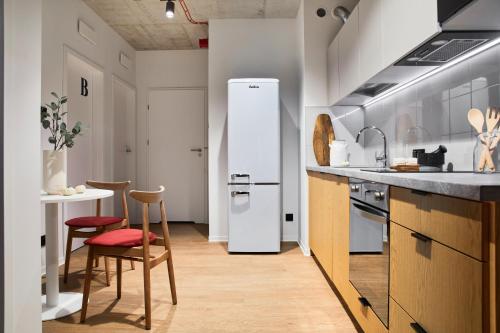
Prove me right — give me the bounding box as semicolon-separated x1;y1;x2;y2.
231;191;250;197
231;174;250;180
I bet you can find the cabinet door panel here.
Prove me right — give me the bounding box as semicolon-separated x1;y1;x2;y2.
391;186;485;260
331;176;349;292
327;38;340;106
308;172;334;278
359;0;383;81
338;6;360;98
391;222;483;333
381;0;439;67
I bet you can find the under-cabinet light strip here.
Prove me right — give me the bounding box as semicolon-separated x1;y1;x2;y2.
362;37;500;109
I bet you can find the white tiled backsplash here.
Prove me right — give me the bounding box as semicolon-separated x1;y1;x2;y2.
307;43;500;171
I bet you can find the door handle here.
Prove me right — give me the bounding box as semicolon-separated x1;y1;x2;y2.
410;322;427;333
358;297;371;308
411;232;432;243
190;148;202;152
231;191;250;197
231;174;250;180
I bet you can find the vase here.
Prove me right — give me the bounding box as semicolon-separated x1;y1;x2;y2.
43;150;67;194
473;132;498;173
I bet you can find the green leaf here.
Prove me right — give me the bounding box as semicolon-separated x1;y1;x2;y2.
42;120;51;129
50;102;58;111
51;92;59;99
60;97;68;104
48;137;56;144
60;122;66;130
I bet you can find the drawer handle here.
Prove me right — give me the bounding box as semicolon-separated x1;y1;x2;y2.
411;189;428;196
231;191;250;197
411;232;432;243
410;322;427;333
358;297;371;308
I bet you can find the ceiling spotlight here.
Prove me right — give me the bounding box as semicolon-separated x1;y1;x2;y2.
166;0;175;19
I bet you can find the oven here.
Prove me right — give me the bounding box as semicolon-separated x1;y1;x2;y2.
349;178;390;327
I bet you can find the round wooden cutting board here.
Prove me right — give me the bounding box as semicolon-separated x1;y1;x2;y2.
313;114;335;166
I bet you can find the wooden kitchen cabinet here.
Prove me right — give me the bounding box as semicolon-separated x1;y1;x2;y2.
391;222;483;333
391;187;486;260
330;176;349;292
308;172;349;285
308;172;334;278
389;298;417;333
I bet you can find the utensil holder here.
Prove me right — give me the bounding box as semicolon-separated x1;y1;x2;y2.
473;132;498;173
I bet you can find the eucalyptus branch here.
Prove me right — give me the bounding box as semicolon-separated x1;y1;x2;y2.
41;93;83;151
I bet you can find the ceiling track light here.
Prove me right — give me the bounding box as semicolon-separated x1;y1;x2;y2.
165;0;175;19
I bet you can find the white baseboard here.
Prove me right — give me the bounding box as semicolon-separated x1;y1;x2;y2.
298;239;310;256
208;235;228;242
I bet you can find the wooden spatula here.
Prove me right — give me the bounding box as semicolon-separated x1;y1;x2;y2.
468;108;487;171
485;107;500;171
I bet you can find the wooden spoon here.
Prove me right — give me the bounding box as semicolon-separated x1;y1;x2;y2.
468;108;487;171
468;108;485;134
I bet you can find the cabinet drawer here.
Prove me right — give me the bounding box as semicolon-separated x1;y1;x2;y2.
390;222;483;333
389;298;418;333
344;282;388;333
390;186;486;260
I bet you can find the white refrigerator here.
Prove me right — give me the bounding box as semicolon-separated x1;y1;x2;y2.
227;78;281;253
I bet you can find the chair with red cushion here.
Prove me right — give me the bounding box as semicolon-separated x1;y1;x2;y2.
63;180;135;284
80;186;177;330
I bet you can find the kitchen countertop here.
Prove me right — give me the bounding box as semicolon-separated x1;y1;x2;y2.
307;165;500;201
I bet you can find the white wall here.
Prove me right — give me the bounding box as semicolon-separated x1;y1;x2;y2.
297;0;357;254
4;0;43;332
208;19;301;242
41;0;136;267
303;0;358;107
135;50;208;217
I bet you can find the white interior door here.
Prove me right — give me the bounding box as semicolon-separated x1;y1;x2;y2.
64;52;103;250
112;77;136;221
148;88;207;223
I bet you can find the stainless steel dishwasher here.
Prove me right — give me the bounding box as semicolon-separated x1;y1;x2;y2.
349;177;390;327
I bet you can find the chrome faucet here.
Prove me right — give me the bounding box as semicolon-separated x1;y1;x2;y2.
356;126;388;168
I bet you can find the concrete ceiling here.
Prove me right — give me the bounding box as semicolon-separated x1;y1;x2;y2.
83;0;301;50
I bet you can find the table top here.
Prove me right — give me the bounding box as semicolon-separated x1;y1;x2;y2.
40;189;114;204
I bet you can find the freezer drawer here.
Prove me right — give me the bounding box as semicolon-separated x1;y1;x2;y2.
228;184;281;252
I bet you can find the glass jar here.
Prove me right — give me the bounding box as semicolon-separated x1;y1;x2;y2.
473;132;498;173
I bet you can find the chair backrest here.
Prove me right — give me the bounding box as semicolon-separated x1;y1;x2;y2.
129;186;171;252
86;180;131;223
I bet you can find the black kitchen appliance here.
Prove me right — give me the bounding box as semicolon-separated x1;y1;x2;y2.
413;145;448;171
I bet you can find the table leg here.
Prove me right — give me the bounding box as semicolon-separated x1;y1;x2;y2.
45;202;59;306
42;202;83;321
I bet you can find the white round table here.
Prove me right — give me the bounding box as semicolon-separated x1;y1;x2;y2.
40;189;113;321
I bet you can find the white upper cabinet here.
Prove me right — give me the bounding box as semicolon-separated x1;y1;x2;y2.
338;6;360;100
327;37;340;106
381;0;439;68
358;0;383;81
326;0;440;106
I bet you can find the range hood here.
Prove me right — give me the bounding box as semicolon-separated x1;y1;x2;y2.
336;0;500;107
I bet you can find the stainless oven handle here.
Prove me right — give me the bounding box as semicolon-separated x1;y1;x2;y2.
352;202;387;219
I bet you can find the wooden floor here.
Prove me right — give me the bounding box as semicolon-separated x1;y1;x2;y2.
43;224;357;333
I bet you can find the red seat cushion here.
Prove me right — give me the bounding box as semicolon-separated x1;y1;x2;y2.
84;229;157;247
65;216;123;228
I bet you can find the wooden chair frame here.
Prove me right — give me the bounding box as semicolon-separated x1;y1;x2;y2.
64;180;135;285
80;186;177;330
